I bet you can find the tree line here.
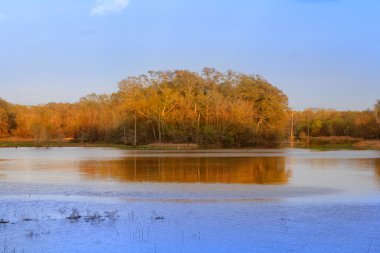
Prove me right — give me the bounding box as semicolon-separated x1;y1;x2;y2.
291;101;380;142
0;68;379;147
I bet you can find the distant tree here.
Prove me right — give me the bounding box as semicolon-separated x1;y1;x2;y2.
0;108;9;137
374;100;380;139
118;76;148;145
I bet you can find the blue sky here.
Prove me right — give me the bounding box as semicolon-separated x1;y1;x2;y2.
0;0;379;110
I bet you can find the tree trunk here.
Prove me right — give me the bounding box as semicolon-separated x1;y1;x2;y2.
157;119;162;143
290;112;294;147
152;125;157;142
133;112;137;147
196;112;201;144
307;117;310;143
123;125;127;145
376;112;379;140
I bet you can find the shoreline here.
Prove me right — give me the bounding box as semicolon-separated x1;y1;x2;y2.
1;139;380;150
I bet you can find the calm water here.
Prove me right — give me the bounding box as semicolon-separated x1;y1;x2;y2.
0;148;379;253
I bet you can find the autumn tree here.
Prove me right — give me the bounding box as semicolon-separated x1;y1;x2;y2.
13;69;380;147
374;100;380;139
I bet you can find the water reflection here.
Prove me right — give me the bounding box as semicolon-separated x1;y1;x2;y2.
375;159;380;180
79;157;289;184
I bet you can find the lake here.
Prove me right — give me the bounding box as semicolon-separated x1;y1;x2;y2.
0;148;379;253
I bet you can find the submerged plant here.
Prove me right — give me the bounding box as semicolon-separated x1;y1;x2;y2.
104;210;119;222
66;208;81;220
26;229;40;239
85;210;103;222
151;211;164;220
58;207;68;219
0;219;9;224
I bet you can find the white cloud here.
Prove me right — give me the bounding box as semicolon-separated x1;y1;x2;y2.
91;0;130;16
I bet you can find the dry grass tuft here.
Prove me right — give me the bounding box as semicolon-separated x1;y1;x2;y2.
354;140;380;150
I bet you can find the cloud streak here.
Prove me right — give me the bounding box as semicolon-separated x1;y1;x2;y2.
91;0;129;16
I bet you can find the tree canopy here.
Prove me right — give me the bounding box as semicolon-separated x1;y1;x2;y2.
1;68;379;147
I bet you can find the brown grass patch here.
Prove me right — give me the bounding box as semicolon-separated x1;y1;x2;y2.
147;143;199;150
309;136;363;145
353;140;380;150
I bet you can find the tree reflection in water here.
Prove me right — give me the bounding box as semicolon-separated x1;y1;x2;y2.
79;157;290;184
375;159;380;181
